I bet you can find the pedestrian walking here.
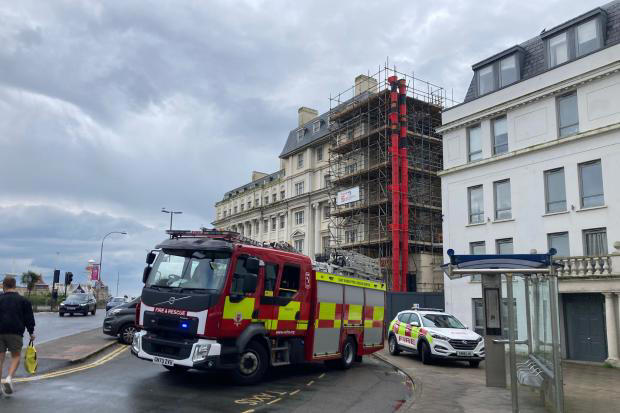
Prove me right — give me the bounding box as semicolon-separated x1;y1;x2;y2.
0;276;35;396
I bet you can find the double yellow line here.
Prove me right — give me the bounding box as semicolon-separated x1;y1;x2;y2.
12;344;128;383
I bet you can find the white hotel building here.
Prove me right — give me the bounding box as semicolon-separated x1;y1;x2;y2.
439;2;620;364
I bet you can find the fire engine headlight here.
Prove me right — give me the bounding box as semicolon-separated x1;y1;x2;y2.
131;333;141;353
430;332;450;341
193;344;211;362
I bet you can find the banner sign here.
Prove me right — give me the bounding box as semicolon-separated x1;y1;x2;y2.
336;186;360;206
90;265;99;282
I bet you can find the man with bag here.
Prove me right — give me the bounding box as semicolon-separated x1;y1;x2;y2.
0;276;35;395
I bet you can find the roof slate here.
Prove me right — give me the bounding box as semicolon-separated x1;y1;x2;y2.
278;111;331;158
463;0;620;103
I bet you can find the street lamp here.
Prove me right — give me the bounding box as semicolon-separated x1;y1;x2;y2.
99;231;127;287
161;208;183;231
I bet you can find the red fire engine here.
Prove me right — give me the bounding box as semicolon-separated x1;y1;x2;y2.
131;229;386;384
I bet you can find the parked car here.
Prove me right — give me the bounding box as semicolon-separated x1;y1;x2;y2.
59;293;97;316
103;298;140;344
106;296;127;312
388;308;484;367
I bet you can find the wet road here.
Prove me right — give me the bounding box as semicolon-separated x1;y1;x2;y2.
34;311;106;344
1;348;411;413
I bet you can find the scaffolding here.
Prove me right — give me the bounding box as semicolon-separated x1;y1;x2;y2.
327;66;455;291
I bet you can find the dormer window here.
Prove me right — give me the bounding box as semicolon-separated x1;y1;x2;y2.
543;9;606;68
312;121;320;133
297;129;304;141
474;47;523;97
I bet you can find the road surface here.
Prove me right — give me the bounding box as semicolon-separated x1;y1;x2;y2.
34;311;105;344
1;349;412;413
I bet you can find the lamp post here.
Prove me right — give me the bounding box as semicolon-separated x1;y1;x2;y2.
161;208;183;231
99;231;127;289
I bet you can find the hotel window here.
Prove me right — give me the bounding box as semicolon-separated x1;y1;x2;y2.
297;129;304;141
345;230;357;244
294;239;304;253
263;219;269;233
280;215;285;229
295;181;305;196
322;236;330;254
294;210;304;225
548;232;569;257
499;55;518;87
577;19;601;56
313;121;320;133
494;179;511;220
544;168;567;213
468;185;484;224
496;238;514;254
297;153;304;169
583;228;607;256
548;32;569;67
271;217;276;231
316;145;323;161
468;125;482;162
272;193;277;203
280;190;285;200
477;65;494;96
492;116;508;155
470;241;486;282
557;92;578;137
323;205;330;219
579;160;604;208
264;196;269;205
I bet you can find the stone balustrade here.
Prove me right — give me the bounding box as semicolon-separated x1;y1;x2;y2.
555;255;616;277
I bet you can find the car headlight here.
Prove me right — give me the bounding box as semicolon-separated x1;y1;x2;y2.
60;302;65;306
109;308;122;316
476;336;483;343
430;332;450;341
192;344;211;362
131;333;141;353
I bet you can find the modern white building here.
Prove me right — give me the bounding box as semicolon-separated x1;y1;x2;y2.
439;2;620;364
212;106;332;259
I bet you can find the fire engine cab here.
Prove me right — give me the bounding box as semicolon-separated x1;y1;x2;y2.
131;229;386;384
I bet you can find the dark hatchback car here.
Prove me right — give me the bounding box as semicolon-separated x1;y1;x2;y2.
59;293;97;316
103;298;139;344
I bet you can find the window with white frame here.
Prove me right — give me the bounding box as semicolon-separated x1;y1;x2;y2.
264;196;269;205
468;185;484;224
295;181;305;196
577;19;600;56
499;55;518;87
548;232;569;257
313;121;320;133
494;179;512;220
492;116;508;155
345;229;357;244
297;129;304;141
294;210;304;225
478;65;494;96
583;228;607;256
280;190;285;200
544;168;566;213
579;160;604;208
297;153;304;169
468;125;482;162
294;239;304;253
324;174;330;188
271;217;276;231
263;219;269;232
323;205;330;220
280;215;285;229
322;236;330;253
344;163;357;175
272;193;277;203
470;241;486;282
316;145;323;161
496;238;514;254
557;92;578;137
548;32;569;67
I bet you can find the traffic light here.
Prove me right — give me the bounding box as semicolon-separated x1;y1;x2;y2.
53;269;60;284
52;290;58;300
64;271;73;285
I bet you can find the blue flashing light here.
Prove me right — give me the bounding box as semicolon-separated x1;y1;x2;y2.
181;322;189;329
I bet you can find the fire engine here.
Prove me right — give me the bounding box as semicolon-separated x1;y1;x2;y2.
131;229;386;384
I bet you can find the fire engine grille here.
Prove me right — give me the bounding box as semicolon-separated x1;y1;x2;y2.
142;335;194;360
449;339;478;350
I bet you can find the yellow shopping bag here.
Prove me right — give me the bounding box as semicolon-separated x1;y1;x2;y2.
24;339;37;375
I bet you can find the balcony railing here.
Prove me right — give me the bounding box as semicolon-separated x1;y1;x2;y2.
555;255;616;277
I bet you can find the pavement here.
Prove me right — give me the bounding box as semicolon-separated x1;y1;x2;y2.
0;346;412;412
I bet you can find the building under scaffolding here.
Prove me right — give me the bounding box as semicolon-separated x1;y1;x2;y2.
327;67;453;292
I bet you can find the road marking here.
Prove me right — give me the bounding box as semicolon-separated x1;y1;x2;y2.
306;380;314;386
289;389;300;395
12;345;128;383
240;410;255;413
318;373;325;379
266;398;282;405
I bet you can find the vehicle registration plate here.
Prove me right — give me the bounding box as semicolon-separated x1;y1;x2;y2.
152;356;174;366
457;351;474;357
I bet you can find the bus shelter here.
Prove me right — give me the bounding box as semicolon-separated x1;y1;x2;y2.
443;249;564;413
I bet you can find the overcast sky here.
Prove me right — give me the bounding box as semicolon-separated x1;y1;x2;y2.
0;0;606;296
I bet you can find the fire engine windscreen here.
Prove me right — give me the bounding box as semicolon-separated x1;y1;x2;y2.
421;314;466;329
146;250;230;292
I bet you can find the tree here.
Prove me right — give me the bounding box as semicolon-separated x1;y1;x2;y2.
21;271;42;297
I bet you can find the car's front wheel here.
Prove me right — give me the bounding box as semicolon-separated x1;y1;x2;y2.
388;334;401;355
419;341;433;365
119;324;137;345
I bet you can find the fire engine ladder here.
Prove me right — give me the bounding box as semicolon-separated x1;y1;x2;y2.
313;249;381;281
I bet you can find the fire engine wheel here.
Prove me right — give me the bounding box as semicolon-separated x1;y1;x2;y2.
231;341;267;385
388;334;401;355
339;337;356;369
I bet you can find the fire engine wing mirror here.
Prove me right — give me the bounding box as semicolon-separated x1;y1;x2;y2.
244;257;260;274
142;267;151;284
242;273;258;294
146;252;156;265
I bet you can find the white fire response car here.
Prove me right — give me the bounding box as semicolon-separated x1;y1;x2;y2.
388;308;484;367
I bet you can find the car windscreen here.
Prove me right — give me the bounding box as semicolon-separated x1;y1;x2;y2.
421;314;465;329
146;250;230;292
67;294;88;302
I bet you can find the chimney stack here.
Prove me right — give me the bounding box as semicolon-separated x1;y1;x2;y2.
298;107;319;127
354;74;378;97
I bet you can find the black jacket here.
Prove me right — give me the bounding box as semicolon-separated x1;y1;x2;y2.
0;292;35;335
